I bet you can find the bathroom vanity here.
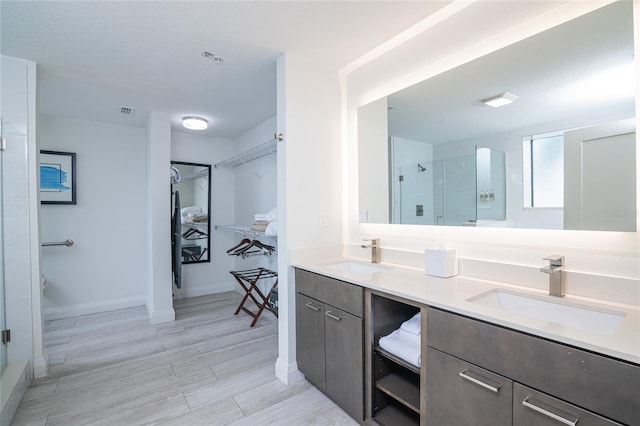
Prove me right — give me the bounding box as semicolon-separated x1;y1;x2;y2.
293;262;639;426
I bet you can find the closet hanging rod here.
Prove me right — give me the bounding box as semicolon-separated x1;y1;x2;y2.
42;239;74;247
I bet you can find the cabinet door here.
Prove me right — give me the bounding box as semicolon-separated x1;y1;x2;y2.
426;347;512;426
296;293;325;390
513;383;623;426
324;305;364;421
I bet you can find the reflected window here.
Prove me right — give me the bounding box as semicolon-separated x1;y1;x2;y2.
523;134;564;208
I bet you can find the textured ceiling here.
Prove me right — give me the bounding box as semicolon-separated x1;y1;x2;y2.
1;1;448;138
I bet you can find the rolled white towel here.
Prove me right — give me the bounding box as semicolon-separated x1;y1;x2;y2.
254;213;269;221
400;312;421;335
265;221;278;236
399;328;420;345
379;329;421;367
266;207;277;222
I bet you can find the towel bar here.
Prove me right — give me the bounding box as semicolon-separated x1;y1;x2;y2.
42;239;74;247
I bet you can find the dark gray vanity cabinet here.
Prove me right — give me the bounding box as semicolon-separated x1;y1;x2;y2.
426;307;635;426
426;347;513;426
295;269;364;421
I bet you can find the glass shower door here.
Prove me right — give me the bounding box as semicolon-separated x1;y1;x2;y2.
0;130;6;375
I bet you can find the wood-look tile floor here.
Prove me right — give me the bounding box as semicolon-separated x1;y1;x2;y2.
12;292;358;426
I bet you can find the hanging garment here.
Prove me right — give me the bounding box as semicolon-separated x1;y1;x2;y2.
172;191;182;289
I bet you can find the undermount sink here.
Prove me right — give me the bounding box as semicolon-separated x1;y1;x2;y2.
324;261;387;275
468;289;626;336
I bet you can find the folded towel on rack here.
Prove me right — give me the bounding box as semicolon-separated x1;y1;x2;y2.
379;329;421;367
181;206;202;216
399;328;420;345
400;312;421;335
265;221;278;237
251;221;268;232
186;214;208;223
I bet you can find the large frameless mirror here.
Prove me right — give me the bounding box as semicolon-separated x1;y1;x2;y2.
171;161;211;264
358;1;636;231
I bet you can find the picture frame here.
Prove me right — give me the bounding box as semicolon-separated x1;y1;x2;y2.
40;150;77;205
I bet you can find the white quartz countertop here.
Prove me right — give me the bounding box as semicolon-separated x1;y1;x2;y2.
292;257;640;365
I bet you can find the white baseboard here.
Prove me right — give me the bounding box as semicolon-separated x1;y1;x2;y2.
33;350;49;379
43;296;146;321
275;357;304;385
148;307;176;325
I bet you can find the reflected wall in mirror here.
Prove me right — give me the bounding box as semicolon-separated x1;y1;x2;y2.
358;1;636;231
171;161;211;264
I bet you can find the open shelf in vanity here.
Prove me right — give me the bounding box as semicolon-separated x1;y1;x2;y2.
367;290;423;425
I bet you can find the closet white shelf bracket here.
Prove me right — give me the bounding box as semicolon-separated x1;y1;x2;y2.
214;135;281;169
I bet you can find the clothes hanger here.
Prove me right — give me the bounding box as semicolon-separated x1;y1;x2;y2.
227;238;252;254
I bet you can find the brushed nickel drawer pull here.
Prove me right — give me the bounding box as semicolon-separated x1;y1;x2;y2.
304;302;320;312
522;397;578;426
325;311;342;321
459;370;502;393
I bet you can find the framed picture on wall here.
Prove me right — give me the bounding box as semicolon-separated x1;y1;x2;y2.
40;150;77;205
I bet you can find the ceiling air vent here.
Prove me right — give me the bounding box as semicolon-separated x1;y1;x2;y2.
120;106;136;115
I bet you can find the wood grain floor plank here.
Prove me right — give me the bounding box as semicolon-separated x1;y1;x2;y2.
12;292;353;426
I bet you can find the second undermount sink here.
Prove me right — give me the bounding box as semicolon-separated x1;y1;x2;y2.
468;289;626;336
324;261;387;275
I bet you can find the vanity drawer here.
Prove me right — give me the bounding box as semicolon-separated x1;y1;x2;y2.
427;307;640;425
295;268;363;317
426;347;513;426
514;383;622;426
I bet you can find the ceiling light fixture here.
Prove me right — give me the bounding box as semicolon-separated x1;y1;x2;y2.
481;92;519;108
182;116;208;130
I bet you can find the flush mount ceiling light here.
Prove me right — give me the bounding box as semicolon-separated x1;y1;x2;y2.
481;92;519;108
182;116;208;130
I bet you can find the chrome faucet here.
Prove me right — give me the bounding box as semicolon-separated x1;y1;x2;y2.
361;238;381;263
540;255;564;297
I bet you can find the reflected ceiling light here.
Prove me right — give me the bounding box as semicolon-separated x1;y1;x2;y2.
182;116;208;130
481;92;519;108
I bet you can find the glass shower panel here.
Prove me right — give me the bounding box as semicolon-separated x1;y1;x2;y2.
397;162;433;225
442;154;476;226
0;135;6;375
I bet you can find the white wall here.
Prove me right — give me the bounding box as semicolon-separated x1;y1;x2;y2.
277;53;343;384
343;2;638;286
146;112;175;324
39;115;148;318
171;131;237;297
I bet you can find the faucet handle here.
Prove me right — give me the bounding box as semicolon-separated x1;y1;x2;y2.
543;255;564;267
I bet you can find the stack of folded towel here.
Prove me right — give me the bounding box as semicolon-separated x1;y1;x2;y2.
378;312;421;367
181;206;202;224
251;207;278;236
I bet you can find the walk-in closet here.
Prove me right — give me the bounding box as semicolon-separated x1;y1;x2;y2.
170;125;280;328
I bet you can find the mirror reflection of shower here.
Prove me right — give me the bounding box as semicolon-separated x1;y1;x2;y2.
389;137;506;225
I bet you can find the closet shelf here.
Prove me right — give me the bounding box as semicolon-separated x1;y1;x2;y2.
215;224;275;238
181;168;209;181
214;137;278;168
